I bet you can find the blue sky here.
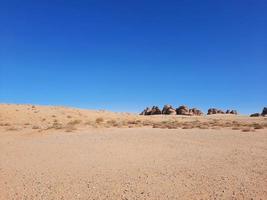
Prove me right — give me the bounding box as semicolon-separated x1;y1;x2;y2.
0;0;266;114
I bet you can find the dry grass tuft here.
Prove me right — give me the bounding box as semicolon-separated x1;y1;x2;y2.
65;126;77;132
6;127;18;131
0;123;11;126
242;128;251;132
253;124;264;129
67;119;82;126
32;125;40;129
95;117;104;124
50;122;63;129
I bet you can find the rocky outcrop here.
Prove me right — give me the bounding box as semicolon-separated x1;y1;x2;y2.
176;105;190;115
140;107;152;115
226;110;238;114
151;106;162;115
140;106;161;115
261;107;267;116
162;105;176;115
250;113;261;117
207;108;225;115
189;108;203;116
176;105;203;116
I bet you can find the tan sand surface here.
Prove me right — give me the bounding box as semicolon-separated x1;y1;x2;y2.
0;104;267;199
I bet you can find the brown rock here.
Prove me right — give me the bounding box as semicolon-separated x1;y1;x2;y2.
150;106;162;115
189;108;203;116
162;105;176;115
207;108;225;115
176;105;190;115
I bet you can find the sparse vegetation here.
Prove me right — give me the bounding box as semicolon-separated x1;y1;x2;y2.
0;123;11;126
95;117;104;124
32;125;40;129
6;127;18;131
67;119;82;126
242;128;251;132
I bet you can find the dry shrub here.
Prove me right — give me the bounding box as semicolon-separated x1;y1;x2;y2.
0;123;11;126
84;120;95;126
242;128;251;132
152;123;161;129
142;120;153;126
6;127;18;131
95;117;104;124
67;119;82;126
67;115;72;118
182;126;192;129
50;122;63;129
24;123;30;125
32;125;40;129
42;118;46;122
65;126;77;132
198;125;209;129
52;115;56;118
232;127;240;130
253;124;264;129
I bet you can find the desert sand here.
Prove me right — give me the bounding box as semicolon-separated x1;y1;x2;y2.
0;104;267;199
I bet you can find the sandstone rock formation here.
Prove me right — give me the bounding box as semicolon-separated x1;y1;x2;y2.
226;110;238;114
189;108;203;116
151;106;162;115
230;110;238;114
140;107;151;115
140;106;161;115
176;105;203;116
162;105;176;115
207;108;225;115
176;105;190;115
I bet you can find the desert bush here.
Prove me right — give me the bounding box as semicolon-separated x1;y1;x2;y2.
253;124;264;129
67;119;82;126
0;123;11;126
24;123;30;125
95;117;104;124
32;125;40;129
67;115;72;118
65;126;77;132
50;122;63;129
152;123;161;128
6;127;18;131
197;125;209;129
242;128;251;132
232;127;240;130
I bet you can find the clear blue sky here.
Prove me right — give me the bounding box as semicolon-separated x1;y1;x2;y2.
0;0;266;114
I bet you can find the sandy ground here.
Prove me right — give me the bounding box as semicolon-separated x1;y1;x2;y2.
0;104;267;199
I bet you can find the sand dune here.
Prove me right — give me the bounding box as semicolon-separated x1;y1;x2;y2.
0;104;267;199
